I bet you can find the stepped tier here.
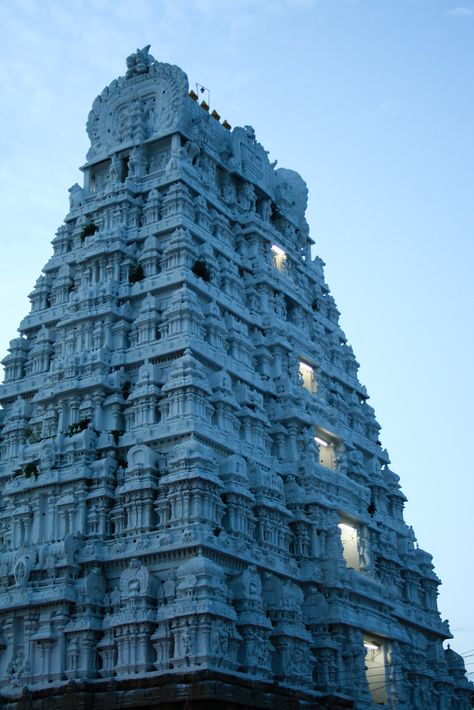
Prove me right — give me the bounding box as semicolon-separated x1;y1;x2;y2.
0;46;471;709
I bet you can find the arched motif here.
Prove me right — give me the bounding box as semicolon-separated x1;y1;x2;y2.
86;61;189;161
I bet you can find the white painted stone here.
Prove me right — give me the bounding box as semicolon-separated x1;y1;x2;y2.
0;46;471;709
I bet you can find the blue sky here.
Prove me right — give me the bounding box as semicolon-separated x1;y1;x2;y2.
0;0;473;669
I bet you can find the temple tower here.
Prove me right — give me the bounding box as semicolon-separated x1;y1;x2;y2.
0;46;471;709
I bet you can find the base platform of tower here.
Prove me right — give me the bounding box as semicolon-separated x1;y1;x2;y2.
0;670;358;709
0;46;471;709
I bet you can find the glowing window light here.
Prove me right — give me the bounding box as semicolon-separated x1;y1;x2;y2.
299;361;315;393
338;522;360;570
364;638;387;704
271;244;287;271
315;434;336;469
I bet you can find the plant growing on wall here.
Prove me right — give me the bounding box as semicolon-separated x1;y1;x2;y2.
122;381;131;399
64;417;91;437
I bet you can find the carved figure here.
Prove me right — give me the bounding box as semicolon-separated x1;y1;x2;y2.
126;45;155;78
182;622;195;657
109;154;121;185
7;647;29;686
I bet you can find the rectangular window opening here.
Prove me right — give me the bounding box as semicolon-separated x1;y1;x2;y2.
272;244;287;272
364;638;387;705
121;156;130;182
299;360;316;393
338;522;361;571
315;432;336;469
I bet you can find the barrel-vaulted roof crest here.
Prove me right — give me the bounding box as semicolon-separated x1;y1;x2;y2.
85;46;189;163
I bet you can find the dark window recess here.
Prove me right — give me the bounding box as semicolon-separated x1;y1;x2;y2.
79;223;98;242
192;259;211;282
129;263;145;283
23;462;38;477
121;156;129;181
111;430;124;445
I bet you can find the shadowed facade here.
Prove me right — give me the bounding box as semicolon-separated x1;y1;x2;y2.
0;46;471;709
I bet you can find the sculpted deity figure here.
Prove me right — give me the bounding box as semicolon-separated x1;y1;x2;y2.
239;182;256;212
108;154;121;185
182;621;195;657
131;101;147;142
211;622;229;662
14;561;26;587
221;173;237;204
274;293;287;319
7;647;29;686
245;628;269;669
260;198;272;222
128;145;146;178
286;644;307;676
14;554;33;588
179;139;200;167
242;565;262;599
40;439;56;470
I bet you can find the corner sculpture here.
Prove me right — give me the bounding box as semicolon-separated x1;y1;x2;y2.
0;46;471;709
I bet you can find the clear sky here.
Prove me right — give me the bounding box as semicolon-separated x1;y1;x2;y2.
0;0;473;672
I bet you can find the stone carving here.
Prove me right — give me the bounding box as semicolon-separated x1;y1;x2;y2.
243;627;272;669
7;646;29;686
108;153;121;185
119;558;151;601
13;556;31;588
211;621;229;663
86;60;188;161
85;568;105;605
126;442;159;471
68;183;86;210
0;46;470;710
181;620;195;657
39;439;56;470
126;45;155;78
242;566;262;599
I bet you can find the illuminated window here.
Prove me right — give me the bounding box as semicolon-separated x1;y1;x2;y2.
299;361;316;393
364;639;387;705
315;434;336;470
271;244;287;272
338;522;360;570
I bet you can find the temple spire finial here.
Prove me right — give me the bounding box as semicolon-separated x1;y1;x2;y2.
126;44;155;78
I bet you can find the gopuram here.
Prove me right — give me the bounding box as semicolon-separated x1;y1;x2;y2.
0;46;471;709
